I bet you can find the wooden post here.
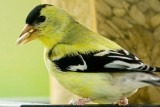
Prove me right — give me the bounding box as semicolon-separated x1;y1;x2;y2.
42;0;160;104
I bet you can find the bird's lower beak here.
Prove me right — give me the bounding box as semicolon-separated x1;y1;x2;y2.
16;24;37;45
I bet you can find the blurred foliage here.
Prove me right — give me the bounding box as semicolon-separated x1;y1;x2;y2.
44;0;160;104
0;0;49;97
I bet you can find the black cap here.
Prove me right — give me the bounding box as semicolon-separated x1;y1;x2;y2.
25;4;51;25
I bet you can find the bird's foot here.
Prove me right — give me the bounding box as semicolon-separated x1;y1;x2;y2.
114;97;128;106
70;98;91;105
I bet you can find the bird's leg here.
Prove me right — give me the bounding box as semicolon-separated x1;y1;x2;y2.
114;97;128;106
70;98;92;105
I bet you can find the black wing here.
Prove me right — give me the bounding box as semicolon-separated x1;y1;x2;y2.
51;49;158;73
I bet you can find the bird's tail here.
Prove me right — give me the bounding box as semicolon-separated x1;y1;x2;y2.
141;80;160;86
139;64;160;72
141;67;160;86
155;67;160;72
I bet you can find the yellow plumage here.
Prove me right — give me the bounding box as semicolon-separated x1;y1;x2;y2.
17;4;160;105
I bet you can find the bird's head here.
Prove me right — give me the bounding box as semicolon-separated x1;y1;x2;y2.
16;4;73;48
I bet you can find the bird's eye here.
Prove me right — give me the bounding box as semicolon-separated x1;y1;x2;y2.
37;15;46;22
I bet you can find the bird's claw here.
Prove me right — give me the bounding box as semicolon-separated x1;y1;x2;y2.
70;98;91;105
114;97;128;106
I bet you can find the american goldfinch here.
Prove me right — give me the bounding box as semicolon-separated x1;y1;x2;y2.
16;4;160;105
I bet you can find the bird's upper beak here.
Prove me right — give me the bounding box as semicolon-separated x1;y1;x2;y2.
16;24;37;45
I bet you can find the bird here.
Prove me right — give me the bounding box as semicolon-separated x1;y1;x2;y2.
16;4;160;105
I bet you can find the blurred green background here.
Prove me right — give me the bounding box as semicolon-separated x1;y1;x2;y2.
0;0;49;97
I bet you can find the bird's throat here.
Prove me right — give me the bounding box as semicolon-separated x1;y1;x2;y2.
38;35;62;49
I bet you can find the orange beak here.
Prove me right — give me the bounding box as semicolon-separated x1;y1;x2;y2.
16;24;37;45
